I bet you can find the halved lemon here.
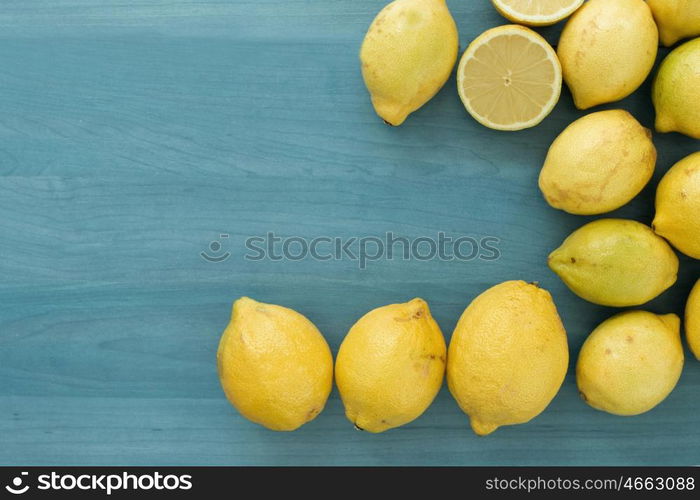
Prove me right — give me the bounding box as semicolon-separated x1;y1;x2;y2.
491;0;584;26
457;25;562;131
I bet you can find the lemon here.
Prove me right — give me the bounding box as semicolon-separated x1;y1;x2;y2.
653;152;700;259
217;297;333;431
335;298;446;433
653;38;700;139
647;0;700;47
548;219;679;307
447;281;568;436
557;0;658;109
577;311;683;416
491;0;583;26
539;110;656;215
457;25;561;131
360;0;458;126
686;279;700;360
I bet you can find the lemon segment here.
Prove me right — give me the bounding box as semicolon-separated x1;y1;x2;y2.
491;0;584;26
457;25;562;131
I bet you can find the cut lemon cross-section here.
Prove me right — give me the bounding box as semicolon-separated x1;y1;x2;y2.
491;0;584;26
457;25;562;131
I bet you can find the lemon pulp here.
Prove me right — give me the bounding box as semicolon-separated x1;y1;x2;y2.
491;0;584;26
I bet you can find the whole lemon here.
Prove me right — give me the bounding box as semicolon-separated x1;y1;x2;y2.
653;152;700;259
335;298;446;433
217;297;333;431
360;0;458;126
647;0;700;47
577;311;684;416
447;281;568;436
557;0;658;109
548;219;678;307
653;38;700;139
686;279;700;360
538;110;656;215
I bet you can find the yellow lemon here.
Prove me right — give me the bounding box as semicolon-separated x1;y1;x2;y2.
217;297;333;431
457;25;561;131
653;152;700;259
647;0;700;47
447;281;568;436
548;219;678;307
577;311;683;416
557;0;658;109
653;38;700;139
539;110;656;215
491;0;583;26
335;298;446;433
686;279;700;360
360;0;458;126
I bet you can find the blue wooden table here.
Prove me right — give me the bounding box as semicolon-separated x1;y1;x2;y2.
0;0;698;466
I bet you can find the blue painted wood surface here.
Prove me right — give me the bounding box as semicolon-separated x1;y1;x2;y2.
0;0;699;466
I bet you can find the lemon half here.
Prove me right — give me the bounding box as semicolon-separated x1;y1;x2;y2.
457;25;562;131
491;0;584;26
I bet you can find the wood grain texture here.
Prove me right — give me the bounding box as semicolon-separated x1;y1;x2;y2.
0;0;698;465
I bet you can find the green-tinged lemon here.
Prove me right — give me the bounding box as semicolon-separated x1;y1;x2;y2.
653;38;700;139
549;219;678;307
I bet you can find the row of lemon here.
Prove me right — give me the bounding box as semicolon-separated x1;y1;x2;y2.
216;278;699;434
361;0;699;136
